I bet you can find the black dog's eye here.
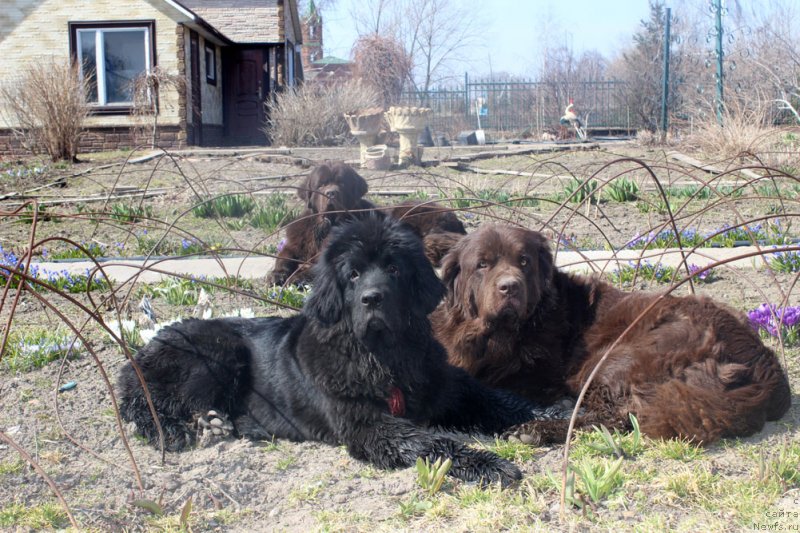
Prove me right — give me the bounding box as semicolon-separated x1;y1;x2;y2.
387;264;400;277
520;256;529;267
349;269;360;281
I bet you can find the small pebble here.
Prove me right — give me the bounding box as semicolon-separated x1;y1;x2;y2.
208;410;218;418
519;433;536;445
210;418;224;428
507;435;521;443
212;427;222;436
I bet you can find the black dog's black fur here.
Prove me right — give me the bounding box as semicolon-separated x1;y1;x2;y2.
118;216;548;484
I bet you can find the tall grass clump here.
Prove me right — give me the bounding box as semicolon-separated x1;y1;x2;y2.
684;100;773;159
0;57;89;161
265;79;380;146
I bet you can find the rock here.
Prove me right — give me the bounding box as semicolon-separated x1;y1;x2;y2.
507;435;521;443
212;427;222;436
209;418;224;428
519;433;536;445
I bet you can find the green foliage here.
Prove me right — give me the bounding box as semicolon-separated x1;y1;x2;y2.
650;437;704;462
192;194;256;218
572;457;625;505
2;328;81;372
18;203;59;224
562;178;598;204
151;278;199;306
416;457;452;496
248;195;298;232
586;414;644;459
265;284;309;308
488;437;538;462
770;250;800;273
398;495;434;518
109;202;153;223
756;441;800;488
0;503;69;529
605;178;640;202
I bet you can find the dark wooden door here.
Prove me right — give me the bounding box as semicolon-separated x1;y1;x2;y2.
189;31;202;145
224;48;268;144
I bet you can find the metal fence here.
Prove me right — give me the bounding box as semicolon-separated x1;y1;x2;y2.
398;76;635;137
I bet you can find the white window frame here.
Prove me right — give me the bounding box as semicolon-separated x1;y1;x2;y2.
76;26;152;107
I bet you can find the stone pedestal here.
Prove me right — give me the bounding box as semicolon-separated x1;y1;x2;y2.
384;106;431;167
344;108;384;168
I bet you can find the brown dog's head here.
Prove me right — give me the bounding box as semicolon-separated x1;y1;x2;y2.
440;225;554;328
300;162;369;217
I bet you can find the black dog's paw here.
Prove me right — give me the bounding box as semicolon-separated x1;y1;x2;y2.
195;410;235;446
531;398;578;420
450;449;522;487
503;419;571;446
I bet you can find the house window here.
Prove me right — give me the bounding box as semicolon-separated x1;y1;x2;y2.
205;43;216;85
69;21;155;111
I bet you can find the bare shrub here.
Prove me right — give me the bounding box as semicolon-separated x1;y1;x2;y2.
683;99;775;159
130;67;185;149
353;34;412;107
0;57;89;161
265;79;380;146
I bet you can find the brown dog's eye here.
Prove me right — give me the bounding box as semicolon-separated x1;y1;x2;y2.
387;265;400;276
477;261;488;269
520;256;529;267
349;269;360;281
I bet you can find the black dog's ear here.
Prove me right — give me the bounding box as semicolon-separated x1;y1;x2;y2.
304;262;343;324
412;253;446;316
300;165;331;207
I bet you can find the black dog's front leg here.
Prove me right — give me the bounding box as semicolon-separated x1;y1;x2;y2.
429;366;567;434
341;414;521;486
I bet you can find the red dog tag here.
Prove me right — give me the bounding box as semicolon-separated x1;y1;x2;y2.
388;386;405;417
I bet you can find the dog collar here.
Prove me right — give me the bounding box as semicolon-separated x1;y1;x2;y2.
388;386;405;417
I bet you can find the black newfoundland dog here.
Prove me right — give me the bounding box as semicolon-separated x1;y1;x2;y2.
118;216;555;485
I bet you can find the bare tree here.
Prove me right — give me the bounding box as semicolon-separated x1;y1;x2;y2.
352;34;412;107
402;0;484;94
0;57;89;161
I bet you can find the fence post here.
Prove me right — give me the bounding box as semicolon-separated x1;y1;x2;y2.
464;72;470;119
660;7;671;140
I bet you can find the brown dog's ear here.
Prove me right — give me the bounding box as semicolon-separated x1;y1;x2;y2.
532;231;555;286
335;163;368;204
300;165;331;206
439;241;463;310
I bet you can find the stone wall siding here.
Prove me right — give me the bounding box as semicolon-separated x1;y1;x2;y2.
0;0;188;130
0;125;185;157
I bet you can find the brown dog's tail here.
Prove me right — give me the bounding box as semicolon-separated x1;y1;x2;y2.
628;353;791;443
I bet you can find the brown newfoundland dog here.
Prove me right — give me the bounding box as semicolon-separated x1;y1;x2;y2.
431;225;792;444
268;162;466;285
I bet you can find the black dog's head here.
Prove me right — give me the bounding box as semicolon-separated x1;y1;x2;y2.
304;215;445;352
299;162;369;218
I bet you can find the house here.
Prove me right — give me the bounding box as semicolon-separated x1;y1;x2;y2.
0;0;303;154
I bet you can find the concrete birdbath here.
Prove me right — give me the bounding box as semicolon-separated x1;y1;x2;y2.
344;107;385;168
384;106;432;167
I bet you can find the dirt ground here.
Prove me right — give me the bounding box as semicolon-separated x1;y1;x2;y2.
1;142;799;532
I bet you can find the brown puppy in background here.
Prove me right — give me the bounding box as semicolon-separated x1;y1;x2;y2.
268;162;372;286
268;163;466;285
431;225;791;444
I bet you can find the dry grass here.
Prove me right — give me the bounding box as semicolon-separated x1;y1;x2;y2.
0;57;89;161
683;100;777;160
264;79;380;146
